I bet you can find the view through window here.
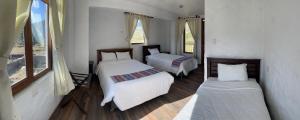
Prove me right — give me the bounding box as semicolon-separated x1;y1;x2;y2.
8;31;27;84
131;20;145;44
184;22;195;53
8;0;50;87
31;0;48;75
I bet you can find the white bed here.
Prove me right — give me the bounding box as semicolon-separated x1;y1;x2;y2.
96;59;174;111
174;77;271;120
146;53;198;76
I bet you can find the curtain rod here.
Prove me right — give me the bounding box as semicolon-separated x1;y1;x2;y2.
124;12;154;18
178;15;201;19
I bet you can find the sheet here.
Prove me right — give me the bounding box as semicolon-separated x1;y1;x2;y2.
174;78;271;120
96;59;174;111
146;53;198;76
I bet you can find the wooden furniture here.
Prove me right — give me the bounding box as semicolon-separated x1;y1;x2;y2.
97;48;133;64
207;57;261;82
89;61;94;74
50;67;204;120
142;45;161;63
161;51;170;54
61;72;92;114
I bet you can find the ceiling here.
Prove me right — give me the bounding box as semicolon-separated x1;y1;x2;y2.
90;0;204;17
126;0;204;16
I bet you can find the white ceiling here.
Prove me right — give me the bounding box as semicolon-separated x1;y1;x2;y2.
126;0;204;16
90;0;204;19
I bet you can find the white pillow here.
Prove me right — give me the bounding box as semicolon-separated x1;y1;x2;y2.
101;52;117;61
148;48;160;55
116;52;131;60
218;63;248;81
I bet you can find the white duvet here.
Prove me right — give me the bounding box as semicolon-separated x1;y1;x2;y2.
96;59;174;111
174;78;271;120
146;53;198;76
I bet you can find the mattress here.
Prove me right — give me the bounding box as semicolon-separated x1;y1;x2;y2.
146;53;198;76
96;59;174;111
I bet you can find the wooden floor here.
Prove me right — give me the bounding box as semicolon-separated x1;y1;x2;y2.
50;66;204;120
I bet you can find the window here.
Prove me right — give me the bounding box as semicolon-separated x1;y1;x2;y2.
131;20;145;44
8;0;52;95
183;22;195;53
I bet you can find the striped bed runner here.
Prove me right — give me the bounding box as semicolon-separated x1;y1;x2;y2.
111;68;162;83
172;56;193;67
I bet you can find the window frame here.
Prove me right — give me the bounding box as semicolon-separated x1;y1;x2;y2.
11;0;52;95
130;19;145;45
183;22;194;54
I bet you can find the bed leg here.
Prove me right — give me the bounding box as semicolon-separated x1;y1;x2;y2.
180;72;184;80
110;102;117;112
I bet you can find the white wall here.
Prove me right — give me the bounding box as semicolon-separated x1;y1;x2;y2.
205;0;265;79
89;7;172;63
64;0;89;74
262;0;300;119
73;0;89;74
206;0;300;119
64;0;75;71
14;72;62;120
169;21;176;54
89;0;178;20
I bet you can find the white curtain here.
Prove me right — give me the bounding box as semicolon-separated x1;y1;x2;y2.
187;18;201;57
49;0;75;96
1;0;32;119
176;19;186;55
139;16;150;45
125;13;138;46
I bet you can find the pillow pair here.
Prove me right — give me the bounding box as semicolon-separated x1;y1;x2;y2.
218;64;248;81
101;52;131;61
148;48;160;55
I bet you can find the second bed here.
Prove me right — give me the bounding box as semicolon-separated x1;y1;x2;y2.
143;45;198;76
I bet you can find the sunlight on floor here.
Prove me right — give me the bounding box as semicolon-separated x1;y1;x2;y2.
141;94;195;120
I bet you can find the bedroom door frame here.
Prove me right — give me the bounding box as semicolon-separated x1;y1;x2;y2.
200;18;205;64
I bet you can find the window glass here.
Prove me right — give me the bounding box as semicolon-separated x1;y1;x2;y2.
184;22;195;53
8;31;27;85
131;20;145;44
31;0;48;75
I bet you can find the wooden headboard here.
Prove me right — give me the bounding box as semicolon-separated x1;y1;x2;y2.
207;57;261;81
97;48;133;64
142;45;160;63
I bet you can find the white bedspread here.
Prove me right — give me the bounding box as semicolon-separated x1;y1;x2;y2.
96;59;174;111
146;53;198;76
174;78;271;120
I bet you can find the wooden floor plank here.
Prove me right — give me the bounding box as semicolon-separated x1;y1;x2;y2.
50;66;204;120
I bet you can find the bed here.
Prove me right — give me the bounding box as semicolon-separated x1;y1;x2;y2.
142;45;198;76
95;48;174;111
174;58;271;120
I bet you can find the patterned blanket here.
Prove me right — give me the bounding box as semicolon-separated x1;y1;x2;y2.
111;68;162;83
172;56;193;67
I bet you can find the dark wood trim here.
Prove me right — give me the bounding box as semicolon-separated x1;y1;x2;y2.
97;48;133;64
12;2;52;95
131;43;144;45
178;15;201;19
207;58;261;82
142;45;160;63
43;0;49;4
25;20;34;79
183;27;193;54
183;28;186;53
201;18;205;64
48;3;53;70
124;12;154;18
